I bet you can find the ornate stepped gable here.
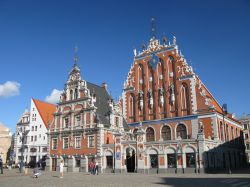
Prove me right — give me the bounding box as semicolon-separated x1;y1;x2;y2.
122;35;225;123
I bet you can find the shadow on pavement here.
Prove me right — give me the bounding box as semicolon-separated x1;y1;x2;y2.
155;177;250;187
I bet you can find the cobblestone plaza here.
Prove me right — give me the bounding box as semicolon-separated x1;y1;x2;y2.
0;169;250;187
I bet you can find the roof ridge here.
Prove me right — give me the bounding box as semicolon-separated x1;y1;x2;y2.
32;98;56;107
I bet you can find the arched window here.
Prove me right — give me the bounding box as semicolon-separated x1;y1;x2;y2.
70;90;73;100
161;125;171;140
146;127;155;142
176;124;187;139
74;88;78;99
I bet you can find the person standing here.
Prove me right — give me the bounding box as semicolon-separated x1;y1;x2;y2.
95;161;99;175
59;160;64;178
0;156;3;174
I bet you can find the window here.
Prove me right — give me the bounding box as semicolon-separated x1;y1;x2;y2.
35;126;37;131
146;127;155;142
220;122;224;141
64;117;69;128
31;136;33;142
244;124;248;130
75;115;81;127
88;136;95;148
231;127;234;140
34;135;37;141
32;126;34;131
43;136;45;140
129;94;135;121
180;83;189;112
70;90;73;100
75;136;81;149
245;133;249;139
40;124;42;128
176;124;187;139
74;88;78;99
52;138;58;150
167;154;176;168
63;137;69;149
39;134;41;138
186;153;196;168
150;154;158;168
225;124;229;141
106;156;113;168
162;125;171;140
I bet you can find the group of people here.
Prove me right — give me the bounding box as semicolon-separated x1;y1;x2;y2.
89;160;99;175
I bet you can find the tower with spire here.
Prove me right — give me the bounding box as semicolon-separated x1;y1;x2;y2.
48;47;127;173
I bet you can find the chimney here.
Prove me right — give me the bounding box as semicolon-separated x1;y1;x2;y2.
101;82;108;90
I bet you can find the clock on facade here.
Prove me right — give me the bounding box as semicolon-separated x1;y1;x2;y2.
149;53;159;70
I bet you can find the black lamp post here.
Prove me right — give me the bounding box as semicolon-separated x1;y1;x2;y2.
19;130;30;173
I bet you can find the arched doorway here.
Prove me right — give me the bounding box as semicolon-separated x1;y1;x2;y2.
126;148;135;172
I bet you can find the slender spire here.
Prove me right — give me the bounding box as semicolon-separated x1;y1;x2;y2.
151;18;156;39
73;45;79;65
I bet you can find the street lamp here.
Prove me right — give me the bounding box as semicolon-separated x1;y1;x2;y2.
113;130;122;173
134;122;145;173
18;130;30;173
176;136;183;173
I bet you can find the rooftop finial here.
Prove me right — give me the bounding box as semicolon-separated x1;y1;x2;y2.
151;17;156;39
73;45;79;65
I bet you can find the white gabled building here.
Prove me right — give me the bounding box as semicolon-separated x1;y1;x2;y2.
15;98;56;166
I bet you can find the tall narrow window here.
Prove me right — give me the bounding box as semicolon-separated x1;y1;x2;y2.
231;127;234;140
130;94;135;121
75;115;81;127
70;90;73;100
64;117;69;128
75;136;81;149
161;125;171;140
63;137;69;149
146;127;155;142
176;124;187;139
75;88;78;99
220;122;224;141
180;83;190;114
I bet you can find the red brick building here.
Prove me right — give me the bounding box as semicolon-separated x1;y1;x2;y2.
120;32;245;173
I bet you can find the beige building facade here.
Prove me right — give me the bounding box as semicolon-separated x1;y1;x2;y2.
0;123;12;164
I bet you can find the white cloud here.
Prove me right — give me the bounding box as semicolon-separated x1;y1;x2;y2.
0;81;20;98
45;89;63;104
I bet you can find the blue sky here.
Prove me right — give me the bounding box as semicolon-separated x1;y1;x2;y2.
0;0;249;132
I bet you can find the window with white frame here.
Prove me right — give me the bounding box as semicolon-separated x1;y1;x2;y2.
64;117;69;128
52;138;58;150
63;137;69;149
75;115;81;127
75;136;81;149
88;135;95;148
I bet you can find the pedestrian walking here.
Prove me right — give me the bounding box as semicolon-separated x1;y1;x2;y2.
89;161;94;175
0;156;3;174
95;161;99;175
59;160;64;178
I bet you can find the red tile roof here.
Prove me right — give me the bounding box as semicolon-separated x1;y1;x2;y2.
32;98;56;129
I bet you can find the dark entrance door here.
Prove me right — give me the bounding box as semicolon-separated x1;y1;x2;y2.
126;148;135;172
52;158;57;171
